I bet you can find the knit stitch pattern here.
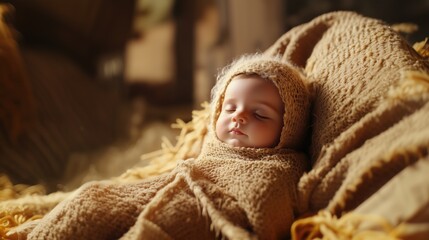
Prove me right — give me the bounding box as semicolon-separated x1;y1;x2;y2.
266;11;429;215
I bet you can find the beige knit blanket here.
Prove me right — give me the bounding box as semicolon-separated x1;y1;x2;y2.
264;11;429;238
265;10;429;213
10;134;305;239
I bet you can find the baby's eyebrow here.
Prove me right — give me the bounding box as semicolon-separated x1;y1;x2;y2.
256;101;283;114
222;98;236;105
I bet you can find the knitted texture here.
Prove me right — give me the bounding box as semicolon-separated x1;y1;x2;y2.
13;54;309;239
266;11;429;216
266;11;428;160
122;143;307;240
355;154;429;239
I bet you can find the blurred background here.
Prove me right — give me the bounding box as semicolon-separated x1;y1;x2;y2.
1;0;428;192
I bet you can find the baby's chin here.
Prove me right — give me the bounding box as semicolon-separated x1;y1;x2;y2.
222;137;279;149
224;138;249;148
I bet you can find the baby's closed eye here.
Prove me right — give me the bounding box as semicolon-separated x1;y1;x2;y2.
223;104;236;113
254;111;269;119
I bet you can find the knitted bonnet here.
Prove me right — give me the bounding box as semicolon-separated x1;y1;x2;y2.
210;53;311;149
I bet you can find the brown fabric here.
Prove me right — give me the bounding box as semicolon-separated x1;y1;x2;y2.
24;175;174;239
290;90;429;239
20;144;306;239
266;11;429;215
121;142;306;240
265;11;428;160
324;95;429;213
355;155;429;240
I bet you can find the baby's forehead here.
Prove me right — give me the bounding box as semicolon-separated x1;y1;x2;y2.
223;75;284;108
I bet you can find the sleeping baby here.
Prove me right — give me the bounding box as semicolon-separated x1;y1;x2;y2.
16;53;311;240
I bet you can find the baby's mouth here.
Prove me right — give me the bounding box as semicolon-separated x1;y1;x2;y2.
230;128;245;135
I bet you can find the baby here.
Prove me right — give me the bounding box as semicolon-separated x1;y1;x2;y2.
18;53;311;240
215;73;284;148
213;54;310;150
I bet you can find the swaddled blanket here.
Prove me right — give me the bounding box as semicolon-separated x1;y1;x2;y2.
13;54;311;239
265;11;429;239
26;140;305;239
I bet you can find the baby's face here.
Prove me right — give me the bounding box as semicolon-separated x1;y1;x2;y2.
215;75;284;148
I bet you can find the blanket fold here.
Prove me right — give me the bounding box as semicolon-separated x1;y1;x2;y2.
266;11;429;215
22;137;306;240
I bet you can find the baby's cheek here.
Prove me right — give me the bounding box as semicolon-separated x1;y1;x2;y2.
215;118;224;140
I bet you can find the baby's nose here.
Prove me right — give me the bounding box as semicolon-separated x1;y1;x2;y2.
232;111;247;124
